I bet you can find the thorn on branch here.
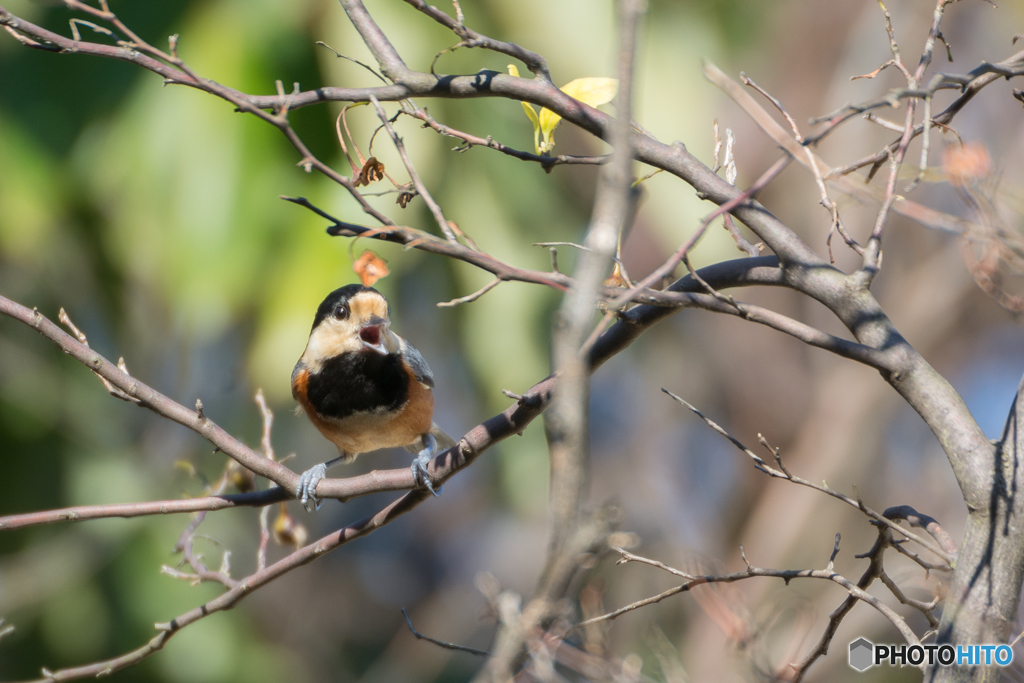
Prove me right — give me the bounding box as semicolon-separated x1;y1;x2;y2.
503;388;543;408
852;59;896;81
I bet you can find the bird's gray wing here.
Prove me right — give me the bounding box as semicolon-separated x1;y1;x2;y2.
399;335;435;387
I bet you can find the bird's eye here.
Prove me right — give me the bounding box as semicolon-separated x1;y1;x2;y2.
333;303;349;320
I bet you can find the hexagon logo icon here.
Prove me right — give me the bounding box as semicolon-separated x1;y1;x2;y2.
849;638;874;672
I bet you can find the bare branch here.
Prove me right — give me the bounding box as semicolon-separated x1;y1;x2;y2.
401;102;607;169
368;96;463;244
573;543;919;650
0;295;298;490
437;278;503;308
0;489;288;531
402;608;490;656
401;0;551;81
609;153;793;309
285;196;571;294
884;505;959;559
662;390;954;564
482;3;643;678
26;490;433;681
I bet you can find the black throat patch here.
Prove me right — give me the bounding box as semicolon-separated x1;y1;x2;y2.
305;350;408;419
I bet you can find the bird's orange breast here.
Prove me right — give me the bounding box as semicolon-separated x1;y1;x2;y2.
292;361;434;455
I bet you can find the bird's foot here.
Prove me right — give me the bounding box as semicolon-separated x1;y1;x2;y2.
297;463;328;512
412;434;441;496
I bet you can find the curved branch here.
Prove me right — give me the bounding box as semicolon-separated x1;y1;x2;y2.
0;294;299;490
649;291;896;371
574;546;919;648
2;262;796;682
24;488;432;682
0;3;822;267
284;196;571;292
337;0;409;80
1;256;787;527
400;0;551;80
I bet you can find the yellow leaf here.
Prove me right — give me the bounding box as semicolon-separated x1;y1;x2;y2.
561;77;620;107
508;65;542;154
539;77;617;153
509;67;618;155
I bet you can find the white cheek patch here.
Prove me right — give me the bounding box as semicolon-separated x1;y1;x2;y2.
301;320;361;373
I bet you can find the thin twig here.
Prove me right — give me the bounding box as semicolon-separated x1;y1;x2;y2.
403;102;606;169
401;608;490;655
573;544;919;650
661;389;953;564
609;153;792;309
368;96;466;245
437;278;502;307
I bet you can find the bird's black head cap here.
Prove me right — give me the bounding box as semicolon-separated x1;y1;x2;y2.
311;284;382;331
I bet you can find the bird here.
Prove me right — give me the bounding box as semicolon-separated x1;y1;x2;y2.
291;284;455;511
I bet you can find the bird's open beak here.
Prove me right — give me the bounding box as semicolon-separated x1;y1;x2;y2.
359;316;389;354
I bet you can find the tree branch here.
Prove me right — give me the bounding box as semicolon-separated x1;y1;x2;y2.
574;544;919;650
400;0;551;81
0;294;298;490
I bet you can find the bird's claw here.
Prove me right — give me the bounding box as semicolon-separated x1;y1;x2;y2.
412;454;441;496
297;463;328;512
412;433;441;496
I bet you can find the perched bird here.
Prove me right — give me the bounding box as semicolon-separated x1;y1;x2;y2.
291;284;455;511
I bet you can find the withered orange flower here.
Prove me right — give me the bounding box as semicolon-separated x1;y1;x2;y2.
353;249;390;287
943;142;991;187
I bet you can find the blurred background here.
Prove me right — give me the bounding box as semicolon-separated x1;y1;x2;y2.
1;0;1023;680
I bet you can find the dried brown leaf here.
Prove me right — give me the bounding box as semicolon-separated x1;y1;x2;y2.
354;156;385;187
353;250;390;287
396;190;416;208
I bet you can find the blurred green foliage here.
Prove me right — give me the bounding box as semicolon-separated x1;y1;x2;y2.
0;0;791;679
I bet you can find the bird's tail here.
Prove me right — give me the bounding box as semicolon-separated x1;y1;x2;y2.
430;422;458;451
405;423;458;454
